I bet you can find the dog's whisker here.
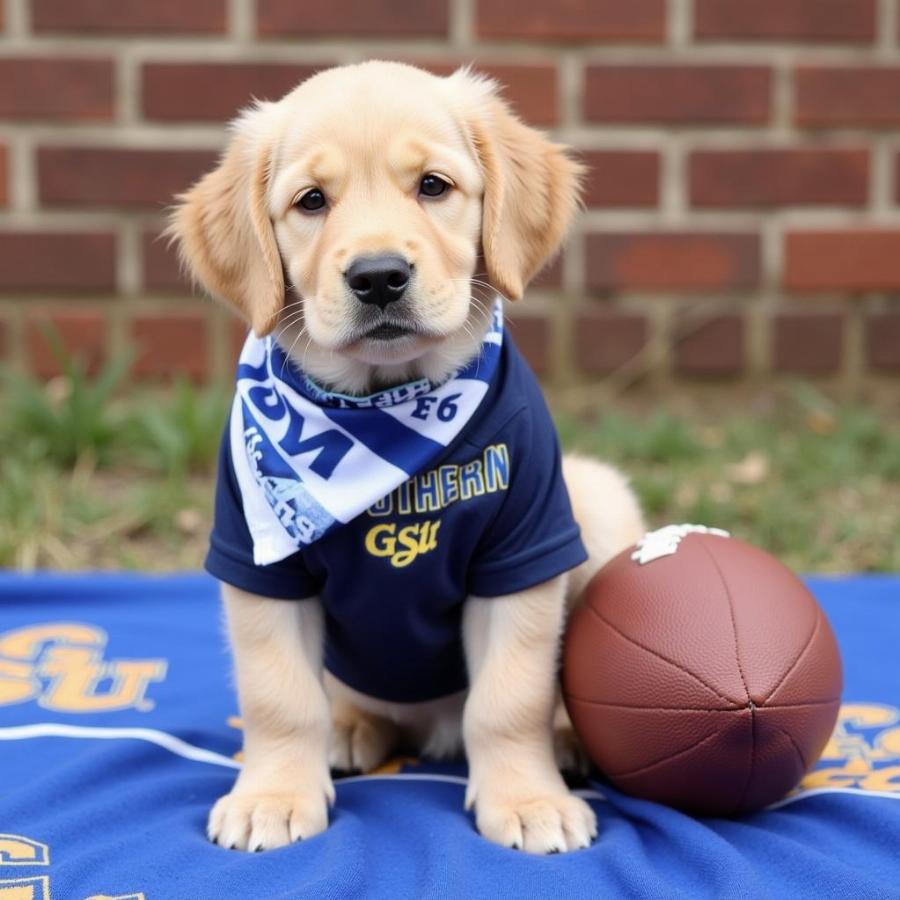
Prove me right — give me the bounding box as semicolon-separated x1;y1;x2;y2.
275;318;305;339
300;333;316;371
274;310;306;333
279;313;313;375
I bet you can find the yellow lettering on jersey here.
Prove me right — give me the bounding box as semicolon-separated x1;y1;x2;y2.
366;444;510;516
365;520;441;568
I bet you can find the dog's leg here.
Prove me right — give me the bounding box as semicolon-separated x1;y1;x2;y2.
462;576;597;854
552;699;591;777
561;454;646;608
552;454;647;775
208;584;334;851
326;678;398;773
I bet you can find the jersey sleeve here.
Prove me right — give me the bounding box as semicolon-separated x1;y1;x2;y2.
468;402;588;598
205;427;322;600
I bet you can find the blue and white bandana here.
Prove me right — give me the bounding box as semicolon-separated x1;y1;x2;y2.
230;301;504;565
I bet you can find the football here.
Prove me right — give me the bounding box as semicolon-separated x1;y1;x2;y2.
562;525;843;816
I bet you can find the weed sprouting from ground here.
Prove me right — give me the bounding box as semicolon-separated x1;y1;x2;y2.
0;346;897;573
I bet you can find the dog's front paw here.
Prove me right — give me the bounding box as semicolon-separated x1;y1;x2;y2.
472;788;597;854
208;787;331;851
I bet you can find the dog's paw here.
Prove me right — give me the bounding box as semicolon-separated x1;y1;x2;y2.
330;711;396;773
208;788;330;851
473;789;597;854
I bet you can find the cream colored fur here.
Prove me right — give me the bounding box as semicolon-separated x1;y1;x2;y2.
171;61;645;855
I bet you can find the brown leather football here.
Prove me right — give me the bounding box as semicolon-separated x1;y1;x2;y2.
562;525;843;816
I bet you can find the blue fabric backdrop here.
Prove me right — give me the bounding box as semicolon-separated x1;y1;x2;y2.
0;573;897;899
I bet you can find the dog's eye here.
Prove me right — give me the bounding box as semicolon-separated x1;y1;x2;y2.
419;174;451;198
296;188;327;213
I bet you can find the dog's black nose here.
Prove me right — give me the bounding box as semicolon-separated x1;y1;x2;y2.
344;255;411;309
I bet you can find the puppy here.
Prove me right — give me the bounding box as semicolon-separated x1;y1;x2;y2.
171;61;645;855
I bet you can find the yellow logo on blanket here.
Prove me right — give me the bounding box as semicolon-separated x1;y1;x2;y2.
0;834;49;900
798;703;900;796
0;832;144;899
0;623;167;713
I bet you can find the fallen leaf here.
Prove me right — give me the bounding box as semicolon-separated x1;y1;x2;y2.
176;508;203;535
727;450;769;485
806;408;837;435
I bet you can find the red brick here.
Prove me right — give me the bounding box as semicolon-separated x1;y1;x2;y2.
417;61;558;126
26;311;106;378
674;314;744;376
258;0;448;37
865;312;900;372
143;231;188;292
38;148;218;210
32;0;226;33
773;314;844;374
231;318;252;369
508;315;552;375
131;313;208;380
0;145;7;207
583;150;659;208
143;63;327;122
695;0;876;43
585;66;771;125
690;148;869;208
531;254;562;289
575;311;648;375
0;59;114;121
477;63;558;126
0;232;116;293
785;231;900;292
796;67;900;128
587;233;761;293
476;0;665;42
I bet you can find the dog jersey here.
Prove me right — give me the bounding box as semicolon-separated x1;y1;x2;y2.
206;337;587;702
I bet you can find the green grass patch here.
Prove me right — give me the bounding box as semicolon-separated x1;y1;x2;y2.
0;345;897;574
557;397;900;573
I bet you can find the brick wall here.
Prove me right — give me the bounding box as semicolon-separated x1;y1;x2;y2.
1;0;899;386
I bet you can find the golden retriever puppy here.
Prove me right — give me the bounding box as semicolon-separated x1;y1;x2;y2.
171;61;644;855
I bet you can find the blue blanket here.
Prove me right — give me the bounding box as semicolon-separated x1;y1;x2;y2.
0;573;897;899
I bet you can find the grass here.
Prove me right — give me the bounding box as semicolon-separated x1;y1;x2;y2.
0;340;227;570
0;342;898;573
557;398;900;574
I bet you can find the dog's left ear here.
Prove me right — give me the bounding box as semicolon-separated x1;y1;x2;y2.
450;70;584;301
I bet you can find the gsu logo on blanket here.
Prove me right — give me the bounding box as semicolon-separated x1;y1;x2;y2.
0;623;166;713
798;703;900;796
0;832;145;899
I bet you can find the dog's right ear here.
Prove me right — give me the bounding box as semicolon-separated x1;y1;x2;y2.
168;103;284;337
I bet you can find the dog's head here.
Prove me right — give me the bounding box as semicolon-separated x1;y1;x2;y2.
171;61;582;392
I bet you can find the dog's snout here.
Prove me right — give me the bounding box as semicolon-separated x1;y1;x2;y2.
344;255;411;309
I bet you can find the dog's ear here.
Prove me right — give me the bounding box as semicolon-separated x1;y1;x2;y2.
451;70;584;301
168;103;284;337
